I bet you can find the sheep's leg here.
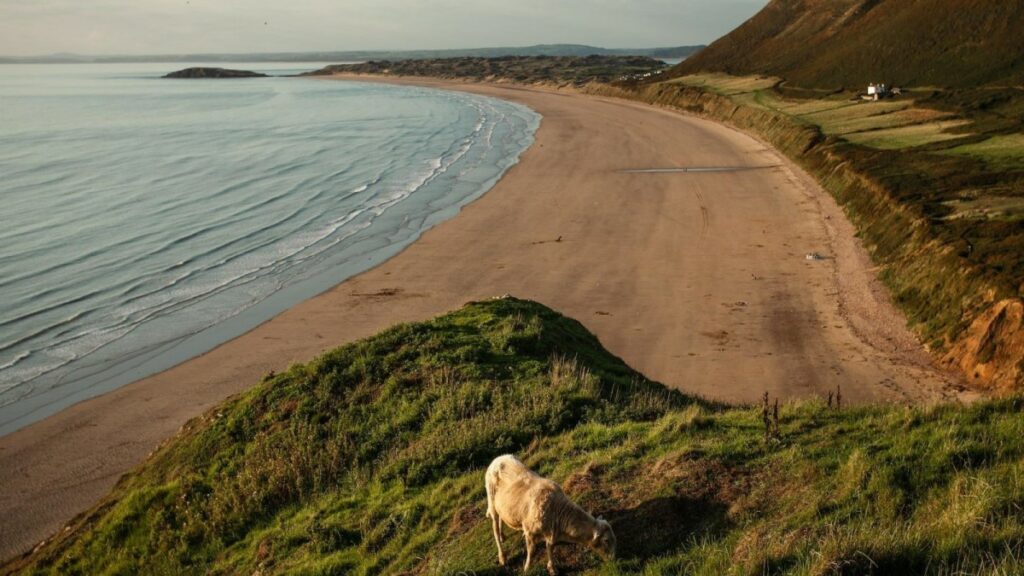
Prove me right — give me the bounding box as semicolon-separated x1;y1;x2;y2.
545;537;557;575
523;531;535;572
491;515;505;566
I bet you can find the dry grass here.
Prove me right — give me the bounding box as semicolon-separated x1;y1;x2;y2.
803;100;911;133
828;107;951;135
773;98;854;116
942;195;1024;222
843;119;973;149
663;74;967;150
668;73;779;95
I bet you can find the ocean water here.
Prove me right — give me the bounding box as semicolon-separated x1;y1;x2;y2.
0;63;539;435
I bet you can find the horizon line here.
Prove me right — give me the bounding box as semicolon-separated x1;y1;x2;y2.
0;43;705;61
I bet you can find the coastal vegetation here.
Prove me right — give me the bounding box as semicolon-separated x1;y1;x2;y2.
306;56;669;87
5;299;1024;575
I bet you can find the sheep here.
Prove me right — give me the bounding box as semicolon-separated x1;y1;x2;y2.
485;454;616;575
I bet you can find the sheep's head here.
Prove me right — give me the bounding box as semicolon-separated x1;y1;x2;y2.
590;517;616;560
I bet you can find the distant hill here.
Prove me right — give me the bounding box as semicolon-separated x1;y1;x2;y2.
0;44;703;64
305;56;669;86
673;0;1024;89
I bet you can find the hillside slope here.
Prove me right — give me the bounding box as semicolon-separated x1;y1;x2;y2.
5;299;1023;575
675;0;1024;89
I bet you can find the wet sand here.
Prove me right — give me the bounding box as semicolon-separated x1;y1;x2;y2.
0;77;962;562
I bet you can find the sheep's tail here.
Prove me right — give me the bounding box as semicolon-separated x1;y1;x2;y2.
485;466;497;519
485;455;514;519
486;454;520;519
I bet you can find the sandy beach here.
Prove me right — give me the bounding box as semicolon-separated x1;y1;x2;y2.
0;77;963;562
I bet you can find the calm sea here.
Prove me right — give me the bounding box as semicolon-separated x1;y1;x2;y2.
0;63;539;434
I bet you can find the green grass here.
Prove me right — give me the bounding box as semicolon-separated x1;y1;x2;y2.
6;299;1024;575
946;134;1024;170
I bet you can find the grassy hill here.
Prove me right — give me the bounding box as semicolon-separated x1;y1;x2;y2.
5;299;1023;575
674;0;1024;89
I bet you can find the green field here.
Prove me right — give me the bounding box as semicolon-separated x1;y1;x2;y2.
7;299;1023;576
665;74;973;150
946;134;1024;169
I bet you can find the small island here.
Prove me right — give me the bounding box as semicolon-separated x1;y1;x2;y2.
163;67;268;79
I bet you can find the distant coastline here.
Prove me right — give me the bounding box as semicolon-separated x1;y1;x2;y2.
0;43;704;64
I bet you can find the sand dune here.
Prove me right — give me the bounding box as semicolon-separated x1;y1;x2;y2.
0;78;962;562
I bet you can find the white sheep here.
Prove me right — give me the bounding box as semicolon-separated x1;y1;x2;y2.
485;454;616;574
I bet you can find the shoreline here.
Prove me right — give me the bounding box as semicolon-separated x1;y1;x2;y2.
0;80;539;438
0;77;963;562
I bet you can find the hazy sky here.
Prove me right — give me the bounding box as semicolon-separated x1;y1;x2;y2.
0;0;767;56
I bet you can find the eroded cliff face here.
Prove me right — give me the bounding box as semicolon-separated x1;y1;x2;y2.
945;299;1024;392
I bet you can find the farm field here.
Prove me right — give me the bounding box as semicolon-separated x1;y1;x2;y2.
947;133;1024;169
667;74;975;150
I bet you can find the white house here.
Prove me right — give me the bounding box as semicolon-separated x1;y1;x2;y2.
867;83;890;100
